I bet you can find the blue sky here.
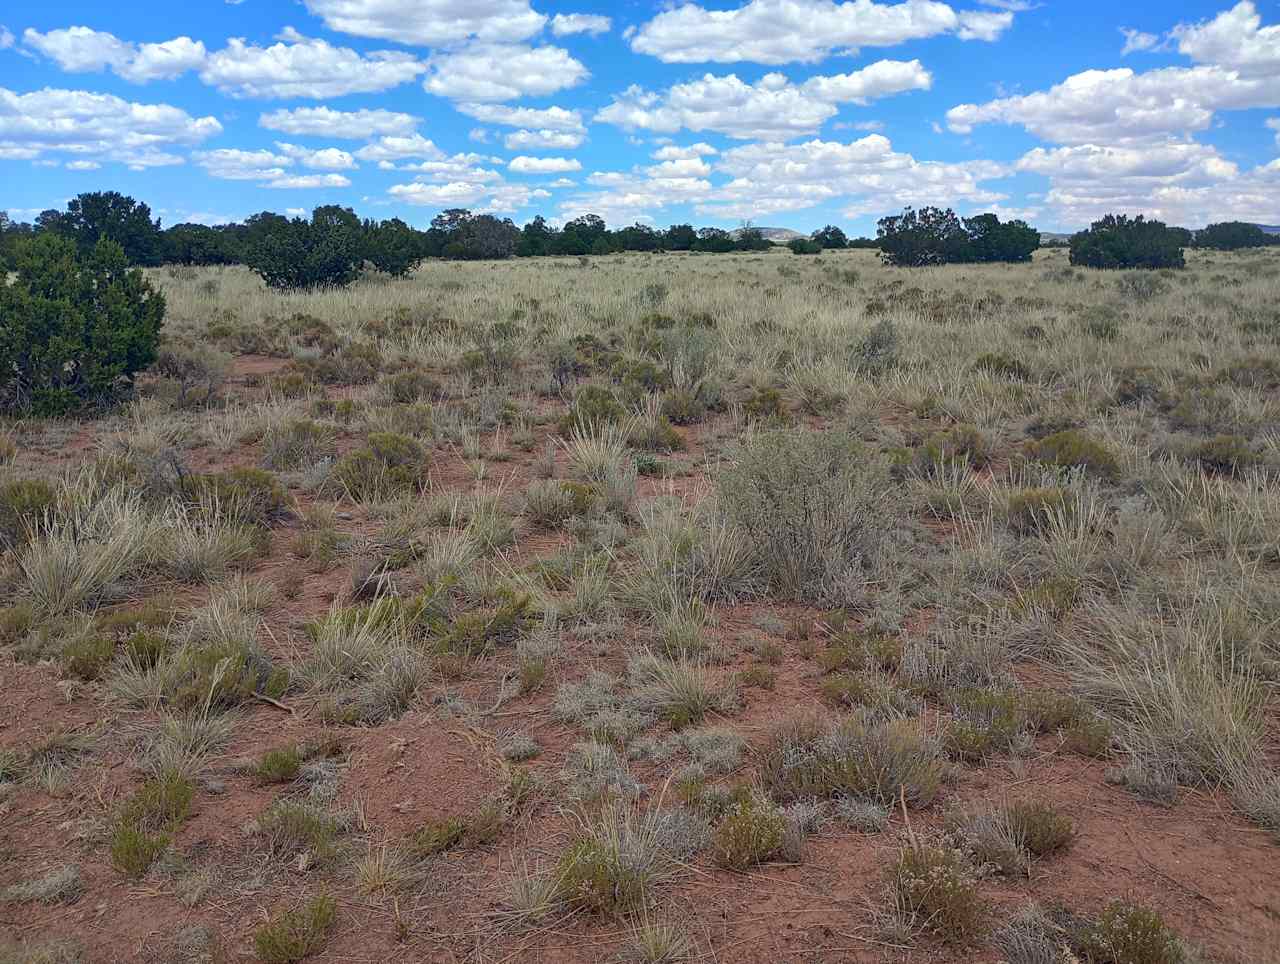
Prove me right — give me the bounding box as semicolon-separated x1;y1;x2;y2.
2;0;1279;234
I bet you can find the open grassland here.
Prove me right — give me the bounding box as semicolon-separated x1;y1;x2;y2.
2;245;1280;963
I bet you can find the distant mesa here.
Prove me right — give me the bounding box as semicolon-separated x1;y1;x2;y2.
728;226;807;243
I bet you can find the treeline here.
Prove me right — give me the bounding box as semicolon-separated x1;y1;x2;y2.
0;192;878;280
4;191;1276;287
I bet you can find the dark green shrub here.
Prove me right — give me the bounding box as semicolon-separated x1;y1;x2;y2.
109;824;169;879
1113;366;1168;407
0;234;165;415
1069;214;1185;270
660;388;706;425
246;207;362;290
364;217;428;277
945;688;1027;763
408;816;468;857
878;207;1038;266
1194;221;1272;251
915;423;991;472
788;238;822;255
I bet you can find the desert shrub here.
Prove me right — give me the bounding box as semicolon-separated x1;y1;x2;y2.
1026;431;1120;481
253;894;337;963
559;385;626;435
1004;800;1074;858
852;318;899;374
183;467;288;526
1076;900;1184;964
886;839;987;944
553;807;676;916
974;352;1030;380
109;770;193;878
0;479;57;550
0;234;165;415
742;386;789;423
261;419;334;471
760;715;943;807
150;342;232;409
914;423;991;474
1185;434;1257;476
1069;214;1185;270
717;429;901;603
253;747;304;783
1113;366;1169;407
1006;486;1073;535
61;635;116;681
384;369;440;404
945;688;1028;762
329;432;428;501
255;801;343;867
712;794;787;868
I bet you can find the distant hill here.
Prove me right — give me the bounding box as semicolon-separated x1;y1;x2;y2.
729;226;807;243
1253;224;1280;235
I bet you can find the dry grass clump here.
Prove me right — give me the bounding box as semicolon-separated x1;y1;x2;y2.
716;429;907;605
253;894;337;963
760;715;943;808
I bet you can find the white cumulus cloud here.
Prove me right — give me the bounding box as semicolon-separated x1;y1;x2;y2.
630;0;1012;64
423;43;588;102
509;155;582;173
550;13;612;36
303;0;545;45
200;33;423;99
0;86;221;168
597;61;931;140
454;103;585;133
260;107;421;139
22;26;206;82
503;129;585;150
275;142;359;170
